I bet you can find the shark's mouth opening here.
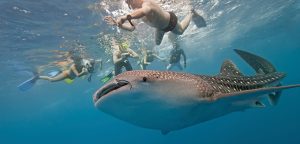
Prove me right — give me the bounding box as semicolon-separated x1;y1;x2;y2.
94;79;130;102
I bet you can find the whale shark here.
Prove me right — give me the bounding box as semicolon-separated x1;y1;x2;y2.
93;49;300;134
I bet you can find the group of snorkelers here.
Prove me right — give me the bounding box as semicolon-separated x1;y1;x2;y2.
111;36;187;76
105;0;205;76
19;0;206;89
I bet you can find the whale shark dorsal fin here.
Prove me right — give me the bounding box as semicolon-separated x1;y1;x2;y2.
234;49;276;74
219;60;243;76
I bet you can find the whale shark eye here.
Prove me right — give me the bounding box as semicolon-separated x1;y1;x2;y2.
142;77;147;82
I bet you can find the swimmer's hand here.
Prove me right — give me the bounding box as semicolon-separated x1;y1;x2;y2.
82;67;88;74
104;16;117;26
121;53;130;59
116;15;128;26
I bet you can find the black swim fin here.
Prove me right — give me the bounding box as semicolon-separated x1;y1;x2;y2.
192;9;206;28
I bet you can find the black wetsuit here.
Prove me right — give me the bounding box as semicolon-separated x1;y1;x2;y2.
169;48;184;64
141;51;155;70
114;58;133;76
146;51;155;62
167;48;186;70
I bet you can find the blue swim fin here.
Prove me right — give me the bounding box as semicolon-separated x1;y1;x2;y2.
192;9;206;28
48;70;60;77
18;74;39;91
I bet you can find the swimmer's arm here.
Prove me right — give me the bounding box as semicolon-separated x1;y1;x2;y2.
143;55;147;63
128;5;151;20
111;45;124;63
181;50;187;65
117;5;151;31
94;59;103;70
128;49;139;59
143;55;151;64
71;64;85;77
105;16;135;31
96;59;103;70
118;22;136;31
153;54;165;61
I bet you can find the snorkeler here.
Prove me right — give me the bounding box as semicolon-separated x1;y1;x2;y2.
104;0;206;45
139;47;165;70
38;56;98;82
112;39;139;76
166;34;186;71
18;55;103;91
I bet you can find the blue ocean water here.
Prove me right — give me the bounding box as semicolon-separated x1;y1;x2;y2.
1;0;300;144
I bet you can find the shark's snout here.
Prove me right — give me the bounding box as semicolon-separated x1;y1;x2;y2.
93;79;131;103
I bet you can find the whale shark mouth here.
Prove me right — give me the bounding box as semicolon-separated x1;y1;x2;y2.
94;79;130;102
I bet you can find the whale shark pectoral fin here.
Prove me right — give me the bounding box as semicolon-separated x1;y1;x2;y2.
268;83;282;106
253;101;265;108
215;84;300;102
268;91;281;106
161;130;170;135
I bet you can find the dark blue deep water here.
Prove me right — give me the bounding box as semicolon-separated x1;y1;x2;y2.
1;0;300;143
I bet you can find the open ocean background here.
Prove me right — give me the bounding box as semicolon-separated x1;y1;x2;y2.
1;0;300;143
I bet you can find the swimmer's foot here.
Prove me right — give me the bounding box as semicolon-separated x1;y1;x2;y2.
191;9;207;28
33;71;40;80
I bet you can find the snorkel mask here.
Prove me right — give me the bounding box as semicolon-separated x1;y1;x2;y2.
71;55;82;66
120;42;129;51
82;59;95;73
